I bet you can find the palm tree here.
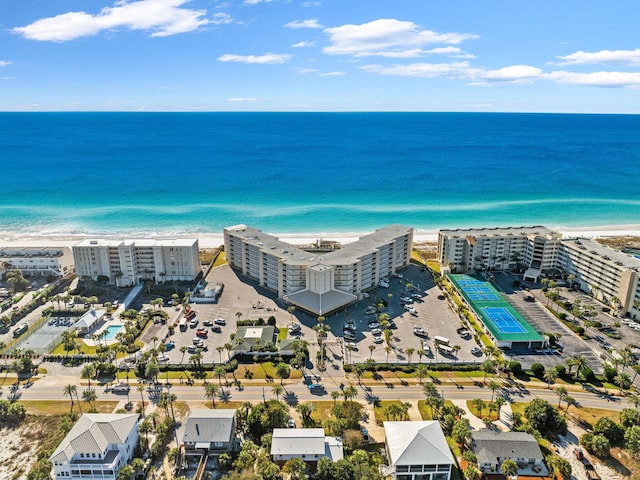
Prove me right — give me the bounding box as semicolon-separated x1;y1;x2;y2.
405;347;415;363
416;348;425;364
487;380;500;401
555;386;568;408
82;388;97;410
384;345;392;363
368;344;376;359
494;396;507;419
63;384;77;413
416;364;428;384
481;359;496;384
423;382;438;399
275;362;290;385
471;398;485;418
543;368;558;389
81;363;96;390
180;345;188;364
563;396;576;416
204;382;220;408
501;459;518;479
343;384;358;402
214;365;226;386
297;402;315;426
137;384;146;415
272;384;284;401
330;390;340;407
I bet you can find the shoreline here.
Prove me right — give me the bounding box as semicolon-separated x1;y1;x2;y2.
1;223;640;249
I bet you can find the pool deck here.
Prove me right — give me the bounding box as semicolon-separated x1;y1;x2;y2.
80;306;126;347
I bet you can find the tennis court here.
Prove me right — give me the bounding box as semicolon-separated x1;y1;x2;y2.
483;307;527;334
448;274;544;347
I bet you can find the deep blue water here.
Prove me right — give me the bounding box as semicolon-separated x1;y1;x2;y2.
1;112;639;237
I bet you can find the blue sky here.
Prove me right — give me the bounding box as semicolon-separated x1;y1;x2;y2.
1;0;640;112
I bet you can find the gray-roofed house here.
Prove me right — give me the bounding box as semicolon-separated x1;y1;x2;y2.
74;308;107;335
183;409;237;453
381;421;454;480
471;430;549;477
271;428;343;464
49;413;139;480
231;325;277;355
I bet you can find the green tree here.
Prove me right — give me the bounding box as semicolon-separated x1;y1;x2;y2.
283;457;307;480
471;398;485;418
452;418;471;446
487;380;500;401
500;458;518;478
524;398;567;438
203;382;220;408
63;384;77;413
546;455;572;479
620;408;640;428
275;362;290;385
593;417;624;444
625;425;640;456
272;384;284;401
580;432;610;457
81;363;96;389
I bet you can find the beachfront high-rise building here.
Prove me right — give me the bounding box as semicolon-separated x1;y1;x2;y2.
559;238;640;318
0;246;74;278
224;225;413;316
438;226;640;318
437;226;561;280
72;238;200;286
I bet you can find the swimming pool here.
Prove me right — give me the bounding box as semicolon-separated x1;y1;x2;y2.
103;325;123;341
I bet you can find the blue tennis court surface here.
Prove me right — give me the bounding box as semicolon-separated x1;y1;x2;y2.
469;292;500;301
483;307;527;333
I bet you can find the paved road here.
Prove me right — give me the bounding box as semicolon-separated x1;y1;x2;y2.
10;372;630;412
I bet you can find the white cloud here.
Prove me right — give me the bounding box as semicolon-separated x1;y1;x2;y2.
291;41;315;48
211;13;233;25
227;97;256;102
0;61;11;67
294;67;319;74
553;48;640;66
244;0;272;4
361;61;471;78
218;53;291;64
0;76;15;80
474;65;543;83
546;70;640;88
301;1;322;6
285;19;323;29
320;71;346;76
12;0;210;41
323;19;478;57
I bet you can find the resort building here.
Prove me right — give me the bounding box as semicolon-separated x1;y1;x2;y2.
559;238;640;318
72;238;200;286
49;413;139;480
437;226;561;281
182;409;237;453
380;421;454;480
0;246;74;278
224;224;413;316
471;430;549;477
270;428;343;465
438;226;640;318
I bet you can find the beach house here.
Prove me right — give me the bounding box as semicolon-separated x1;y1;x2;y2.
182;409;237;453
270;428;343;465
470;430;549;477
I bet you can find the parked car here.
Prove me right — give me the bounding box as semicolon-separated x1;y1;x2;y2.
413;326;427;337
164;341;175;350
344;331;356;340
343;324;357;332
214;318;226;326
211;326;222;333
364;306;376;315
345;342;358;350
373;335;384;343
308;383;325;393
157;355;170;363
203;320;213;327
189;318;198;328
368;321;380;329
371;328;382;336
471;347;482;355
287;419;296;428
196;328;208;338
360;426;370;442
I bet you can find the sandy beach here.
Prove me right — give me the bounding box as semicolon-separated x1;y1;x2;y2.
1;224;640;249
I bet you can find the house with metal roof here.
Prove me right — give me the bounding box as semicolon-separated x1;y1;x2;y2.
270;428;343;464
471;430;549;477
49;413;139;480
182;409;237;453
381;421;454;480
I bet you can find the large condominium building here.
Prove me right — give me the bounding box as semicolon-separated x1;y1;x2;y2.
438;226;561;281
0;246;74;278
224;225;413;316
438;226;640;318
559;238;640;318
73;238;200;286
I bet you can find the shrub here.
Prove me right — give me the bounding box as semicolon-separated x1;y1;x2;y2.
509;361;522;375
603;366;617;383
555;365;566;377
593;417;624;444
531;363;545;379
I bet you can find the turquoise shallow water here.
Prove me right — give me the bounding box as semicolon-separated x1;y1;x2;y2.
1;112;639;236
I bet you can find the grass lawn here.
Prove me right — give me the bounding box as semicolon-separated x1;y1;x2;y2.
427;261;440;273
373;400;411;425
277;328;288;342
466;400;499;421
309;401;334;427
212;251;227;268
240;362;302;381
50;339;97;355
20;400;119;415
568;405;621;428
417;399;455;420
207;400;246;410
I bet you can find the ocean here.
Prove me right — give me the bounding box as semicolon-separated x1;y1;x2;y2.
1;112;640;238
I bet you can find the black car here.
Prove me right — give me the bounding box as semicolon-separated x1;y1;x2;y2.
203;320;213;327
211;326;222;333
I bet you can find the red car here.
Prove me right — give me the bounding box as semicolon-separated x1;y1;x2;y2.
196;328;208;338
